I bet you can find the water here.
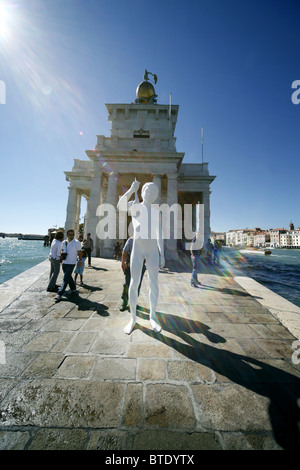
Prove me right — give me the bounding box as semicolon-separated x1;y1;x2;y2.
0;238;49;284
222;247;300;308
1;238;299;309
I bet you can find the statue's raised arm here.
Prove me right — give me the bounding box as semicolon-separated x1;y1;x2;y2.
117;179;140;211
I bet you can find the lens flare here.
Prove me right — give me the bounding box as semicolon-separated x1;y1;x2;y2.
0;2;13;42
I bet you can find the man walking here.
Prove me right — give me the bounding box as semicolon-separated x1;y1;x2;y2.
120;237;146;311
83;233;94;267
55;229;82;302
190;232;202;287
47;230;64;292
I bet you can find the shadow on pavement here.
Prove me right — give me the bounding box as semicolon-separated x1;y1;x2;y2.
59;294;109;316
136;307;300;450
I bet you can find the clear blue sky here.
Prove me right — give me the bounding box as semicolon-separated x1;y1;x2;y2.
0;0;299;234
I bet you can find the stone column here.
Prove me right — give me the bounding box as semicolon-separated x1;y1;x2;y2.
86;172;102;257
74;192;81;238
102;171;119;258
152;174;162;204
166;173;179;260
202;190;211;244
65;186;78;233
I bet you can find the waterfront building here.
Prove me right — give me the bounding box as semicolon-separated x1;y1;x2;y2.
226;225;299;248
226;229;255;247
269;229;286;248
254;230;270;247
211;231;226;244
63;72;216;259
281;230;300;248
247;232;255;247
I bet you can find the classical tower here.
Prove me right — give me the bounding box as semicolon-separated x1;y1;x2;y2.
64;71;216;259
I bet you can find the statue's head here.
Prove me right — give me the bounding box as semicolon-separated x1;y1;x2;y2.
141;182;159;204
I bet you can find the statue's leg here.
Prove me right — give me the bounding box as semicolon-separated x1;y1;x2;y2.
146;250;161;333
124;250;144;334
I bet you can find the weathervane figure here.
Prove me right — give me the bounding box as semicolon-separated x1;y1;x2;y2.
144;69;158;84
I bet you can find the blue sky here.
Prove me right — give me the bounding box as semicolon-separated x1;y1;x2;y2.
0;0;299;234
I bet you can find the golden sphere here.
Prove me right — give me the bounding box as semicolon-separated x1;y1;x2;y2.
136;81;155;100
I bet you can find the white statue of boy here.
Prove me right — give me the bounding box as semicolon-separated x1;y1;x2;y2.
117;179;165;334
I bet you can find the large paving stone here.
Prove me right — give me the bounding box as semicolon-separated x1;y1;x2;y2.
254;339;295;359
0;379;125;428
138;359;166;381
28;428;88;450
22;353;65;379
0;431;31;450
91;337;128;356
167;361;197;381
145;384;195;429
0;330;36;352
221;431;283;450
132;430;222;450
91;357;137;380
123;383;143;426
54;355;96;379
0;319;31;332
128;343;173;359
0;378;19;401
191;383;272;431
0;352;37;377
66;332;97;353
23;332;64;352
87;429;132;450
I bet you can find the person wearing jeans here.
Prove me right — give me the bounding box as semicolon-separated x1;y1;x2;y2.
190;233;202;287
47;231;64;292
55;229;82;302
120;237;146;311
83;233;94;267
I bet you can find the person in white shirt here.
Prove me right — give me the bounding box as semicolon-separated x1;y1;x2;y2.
47;231;64;292
55;229;82;302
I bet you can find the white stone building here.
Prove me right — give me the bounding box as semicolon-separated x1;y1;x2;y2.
226;229;255;247
280;230;300;248
269;229;286;248
64;72;216;259
254;231;270;247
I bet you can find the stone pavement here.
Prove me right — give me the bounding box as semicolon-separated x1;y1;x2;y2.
0;254;300;450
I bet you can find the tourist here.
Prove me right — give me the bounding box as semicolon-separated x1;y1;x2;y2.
47;231;64;292
74;248;87;286
205;238;213;264
190;232;202;287
213;240;221;264
120;237;146;311
113;241;122;261
82;233;94;267
55;229;82;302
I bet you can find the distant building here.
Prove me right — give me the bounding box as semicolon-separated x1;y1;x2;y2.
226;229;256;247
269;229;286;248
211;231;226;243
254;230;270;247
281;230;300;248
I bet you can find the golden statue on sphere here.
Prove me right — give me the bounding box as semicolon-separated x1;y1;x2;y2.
135;69;158;104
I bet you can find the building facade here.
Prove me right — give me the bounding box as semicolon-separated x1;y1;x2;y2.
226;225;300;248
64;73;216;259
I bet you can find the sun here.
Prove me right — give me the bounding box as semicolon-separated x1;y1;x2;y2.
0;2;13;41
